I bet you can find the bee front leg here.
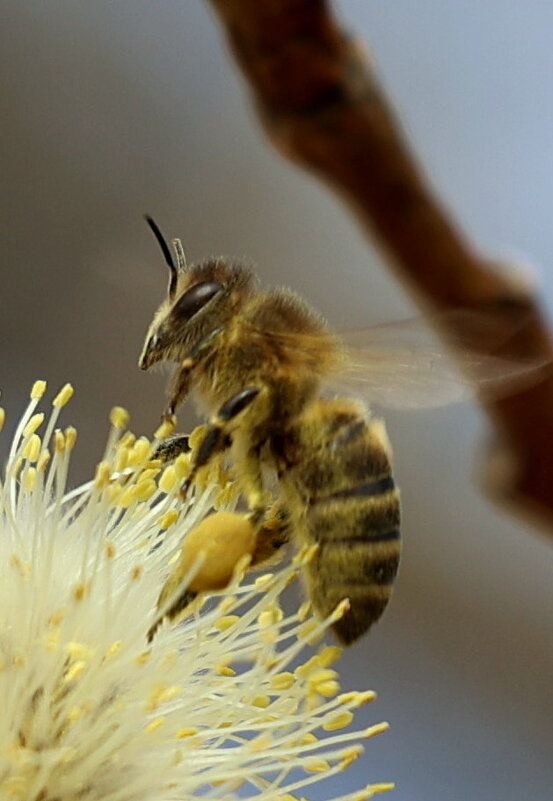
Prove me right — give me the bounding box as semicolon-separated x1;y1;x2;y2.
164;328;225;420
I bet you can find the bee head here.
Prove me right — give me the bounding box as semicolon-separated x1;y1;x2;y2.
139;217;256;370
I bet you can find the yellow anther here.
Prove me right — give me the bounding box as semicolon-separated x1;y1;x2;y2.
66;642;94;661
300;733;318;745
72;581;89;601
134;478;156;502
105;541;116;559
299;619;322;643
366;783;395;796
218;596;238;614
317;645;342;668
322;711;354;731
135;651;150;666
158;509;179;529
145;717;165;733
148;684;182;711
364;721;390;738
54;429;65;452
176;727;198;739
37;449;51;472
131;565;143;581
64;660;86;683
109;406;130;429
216;664;236;677
114;447;129;473
270;672;295;691
129;437;151;466
339;745;363;769
215;615;240;631
31;380;47;399
105;641;122;659
22;434;41;462
95;461;111;488
254;573;274;588
138;467;159;482
174;453;191;478
53;383;74;408
64;426;77;450
295;656;319;679
159;465;178;494
23;412;45;437
297;601;312;621
22;467;37;492
188;425;206;450
48;608;65;626
0;408;5;432
331;598;350;621
9;554;31;578
339;690;377;708
305;759;331;774
154;419;175;439
258;604;284;630
251;695;271;708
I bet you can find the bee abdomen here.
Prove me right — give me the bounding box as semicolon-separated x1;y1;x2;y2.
300;414;401;645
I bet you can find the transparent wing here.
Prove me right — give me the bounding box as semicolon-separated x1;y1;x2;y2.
249;310;548;410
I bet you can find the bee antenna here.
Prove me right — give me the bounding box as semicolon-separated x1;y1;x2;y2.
144;215;180;298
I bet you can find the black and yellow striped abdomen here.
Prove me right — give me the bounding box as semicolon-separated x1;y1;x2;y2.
282;397;401;645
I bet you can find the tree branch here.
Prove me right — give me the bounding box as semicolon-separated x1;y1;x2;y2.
206;0;553;532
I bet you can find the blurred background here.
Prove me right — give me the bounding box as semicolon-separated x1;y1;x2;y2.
2;2;553;799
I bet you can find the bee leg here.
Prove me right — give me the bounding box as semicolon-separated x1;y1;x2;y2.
182;386;262;496
251;503;291;566
152;433;191;463
164;328;225;419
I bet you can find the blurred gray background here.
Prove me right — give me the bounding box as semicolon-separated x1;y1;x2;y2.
2;2;553;799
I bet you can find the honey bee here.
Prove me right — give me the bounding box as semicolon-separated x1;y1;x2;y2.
139;219;540;644
139;217;401;645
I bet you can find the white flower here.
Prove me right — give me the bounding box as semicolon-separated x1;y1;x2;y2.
0;381;393;801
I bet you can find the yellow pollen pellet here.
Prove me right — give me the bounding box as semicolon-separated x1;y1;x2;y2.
95;461;111;488
64;660;86;683
22;467;37;492
305;759;330;773
154;419;175;439
215;615;239;631
23;413;45;438
270;672;295;691
31;380;47;399
252;695;271;708
365;721;390;738
37;449;51;472
0;408;5;432
53;383;74;408
176;727;198;738
65;426;77;450
159;465;178;494
66;642;93;660
158;510;179;530
23;434;42;462
54;429;65;452
145;717;165;733
105;641;123;659
323;711;354;731
317;645;342;667
109;406;130;429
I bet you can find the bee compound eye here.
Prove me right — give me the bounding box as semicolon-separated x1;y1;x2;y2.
171;281;223;321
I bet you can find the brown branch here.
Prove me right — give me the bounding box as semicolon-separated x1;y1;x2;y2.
206;0;553;532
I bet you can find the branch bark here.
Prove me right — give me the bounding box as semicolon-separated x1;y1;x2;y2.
206;0;553;532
